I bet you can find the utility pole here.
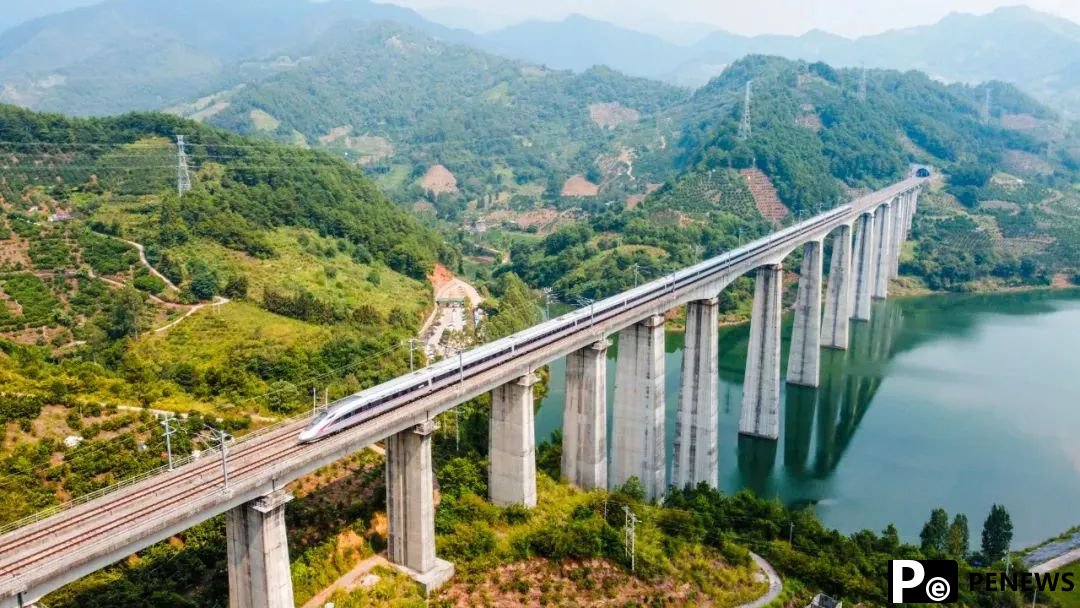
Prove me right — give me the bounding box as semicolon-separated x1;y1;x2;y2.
623;505;638;572
575;297;596;326
312;387;318;414
406;338;421;371
161;416;177;471
176;135;192;196
630;263;641;288
788;522;795;545
458;350;464;387
206;426;232;490
738;80;753;141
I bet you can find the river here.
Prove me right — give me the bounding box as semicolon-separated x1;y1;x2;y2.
534;289;1080;546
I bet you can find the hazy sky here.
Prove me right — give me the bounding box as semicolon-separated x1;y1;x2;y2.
387;0;1080;37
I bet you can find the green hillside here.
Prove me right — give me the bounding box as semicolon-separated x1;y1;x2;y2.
187;22;687;217
0;104;447;427
507;56;1080;302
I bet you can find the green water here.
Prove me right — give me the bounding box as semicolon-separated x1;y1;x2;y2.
534;290;1080;546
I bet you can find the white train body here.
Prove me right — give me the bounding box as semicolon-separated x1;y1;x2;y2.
299;203;857;443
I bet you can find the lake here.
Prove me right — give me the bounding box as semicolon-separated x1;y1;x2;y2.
534;289;1080;546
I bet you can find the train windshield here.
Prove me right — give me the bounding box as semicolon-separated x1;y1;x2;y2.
309;409;332;427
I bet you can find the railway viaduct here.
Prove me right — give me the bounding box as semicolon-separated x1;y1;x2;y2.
0;176;926;608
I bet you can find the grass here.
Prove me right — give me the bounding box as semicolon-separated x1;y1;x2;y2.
127;301;336;414
0;273;59;328
168;228;430;321
130;301;329;369
250;109;281;132
1046;561;1080;607
432;477;765;606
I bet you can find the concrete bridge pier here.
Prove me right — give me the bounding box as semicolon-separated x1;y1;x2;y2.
386;420;453;594
905;191;918;239
489;373;538;507
674;298;719;489
611;314;666;500
821;224;853;350
225;489;295;608
562;339;611;490
851;212;876;321
739;264;783;440
890;196;907;278
787;241;823;387
873;203;892;299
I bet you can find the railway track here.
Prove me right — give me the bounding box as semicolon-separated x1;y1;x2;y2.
0;176;925;605
0;421;305;574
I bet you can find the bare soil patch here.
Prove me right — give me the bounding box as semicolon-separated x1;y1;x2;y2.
588;102;639;129
436;556;763;607
1000;113;1042;130
190;101;229;122
319;126;353;145
1004;150;1054;176
796;108;823;131
980;200;1021;214
561;175;599;197
422;164;459;195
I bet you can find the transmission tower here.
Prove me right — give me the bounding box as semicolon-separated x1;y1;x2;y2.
738;80;753;140
176;135;192;196
857;65;868;102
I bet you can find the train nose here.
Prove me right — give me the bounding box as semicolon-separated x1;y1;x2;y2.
298;427;317;442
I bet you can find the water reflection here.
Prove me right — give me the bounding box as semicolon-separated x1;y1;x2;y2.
774;300;902;484
534;290;1080;542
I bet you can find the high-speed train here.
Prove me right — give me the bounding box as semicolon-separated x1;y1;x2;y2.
299;201;862;443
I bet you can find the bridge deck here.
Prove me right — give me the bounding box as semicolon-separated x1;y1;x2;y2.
0;176;925;606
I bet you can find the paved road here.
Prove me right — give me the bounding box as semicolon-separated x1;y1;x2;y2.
741;552;783;608
301;554;389;608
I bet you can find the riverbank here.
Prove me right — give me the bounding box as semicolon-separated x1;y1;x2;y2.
536;289;1080;546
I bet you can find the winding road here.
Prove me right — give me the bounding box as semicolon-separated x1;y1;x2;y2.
741;552;783;608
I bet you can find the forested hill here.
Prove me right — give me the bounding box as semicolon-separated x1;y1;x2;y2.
0;104;447;278
509;56;1080;301
182;21;688;217
0;0;476;116
0;101;461;447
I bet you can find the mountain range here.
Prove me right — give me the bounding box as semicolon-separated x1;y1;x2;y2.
1;1;1078;116
476;6;1080;114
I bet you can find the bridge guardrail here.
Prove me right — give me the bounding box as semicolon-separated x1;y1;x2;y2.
0;413;310;537
0;177;928;541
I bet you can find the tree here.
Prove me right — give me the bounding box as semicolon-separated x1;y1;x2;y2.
982;504;1013;563
436;456;486;498
103;288;144;340
947;514;970;559
920;508;950;554
222;274;248;299
188;261;219;301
